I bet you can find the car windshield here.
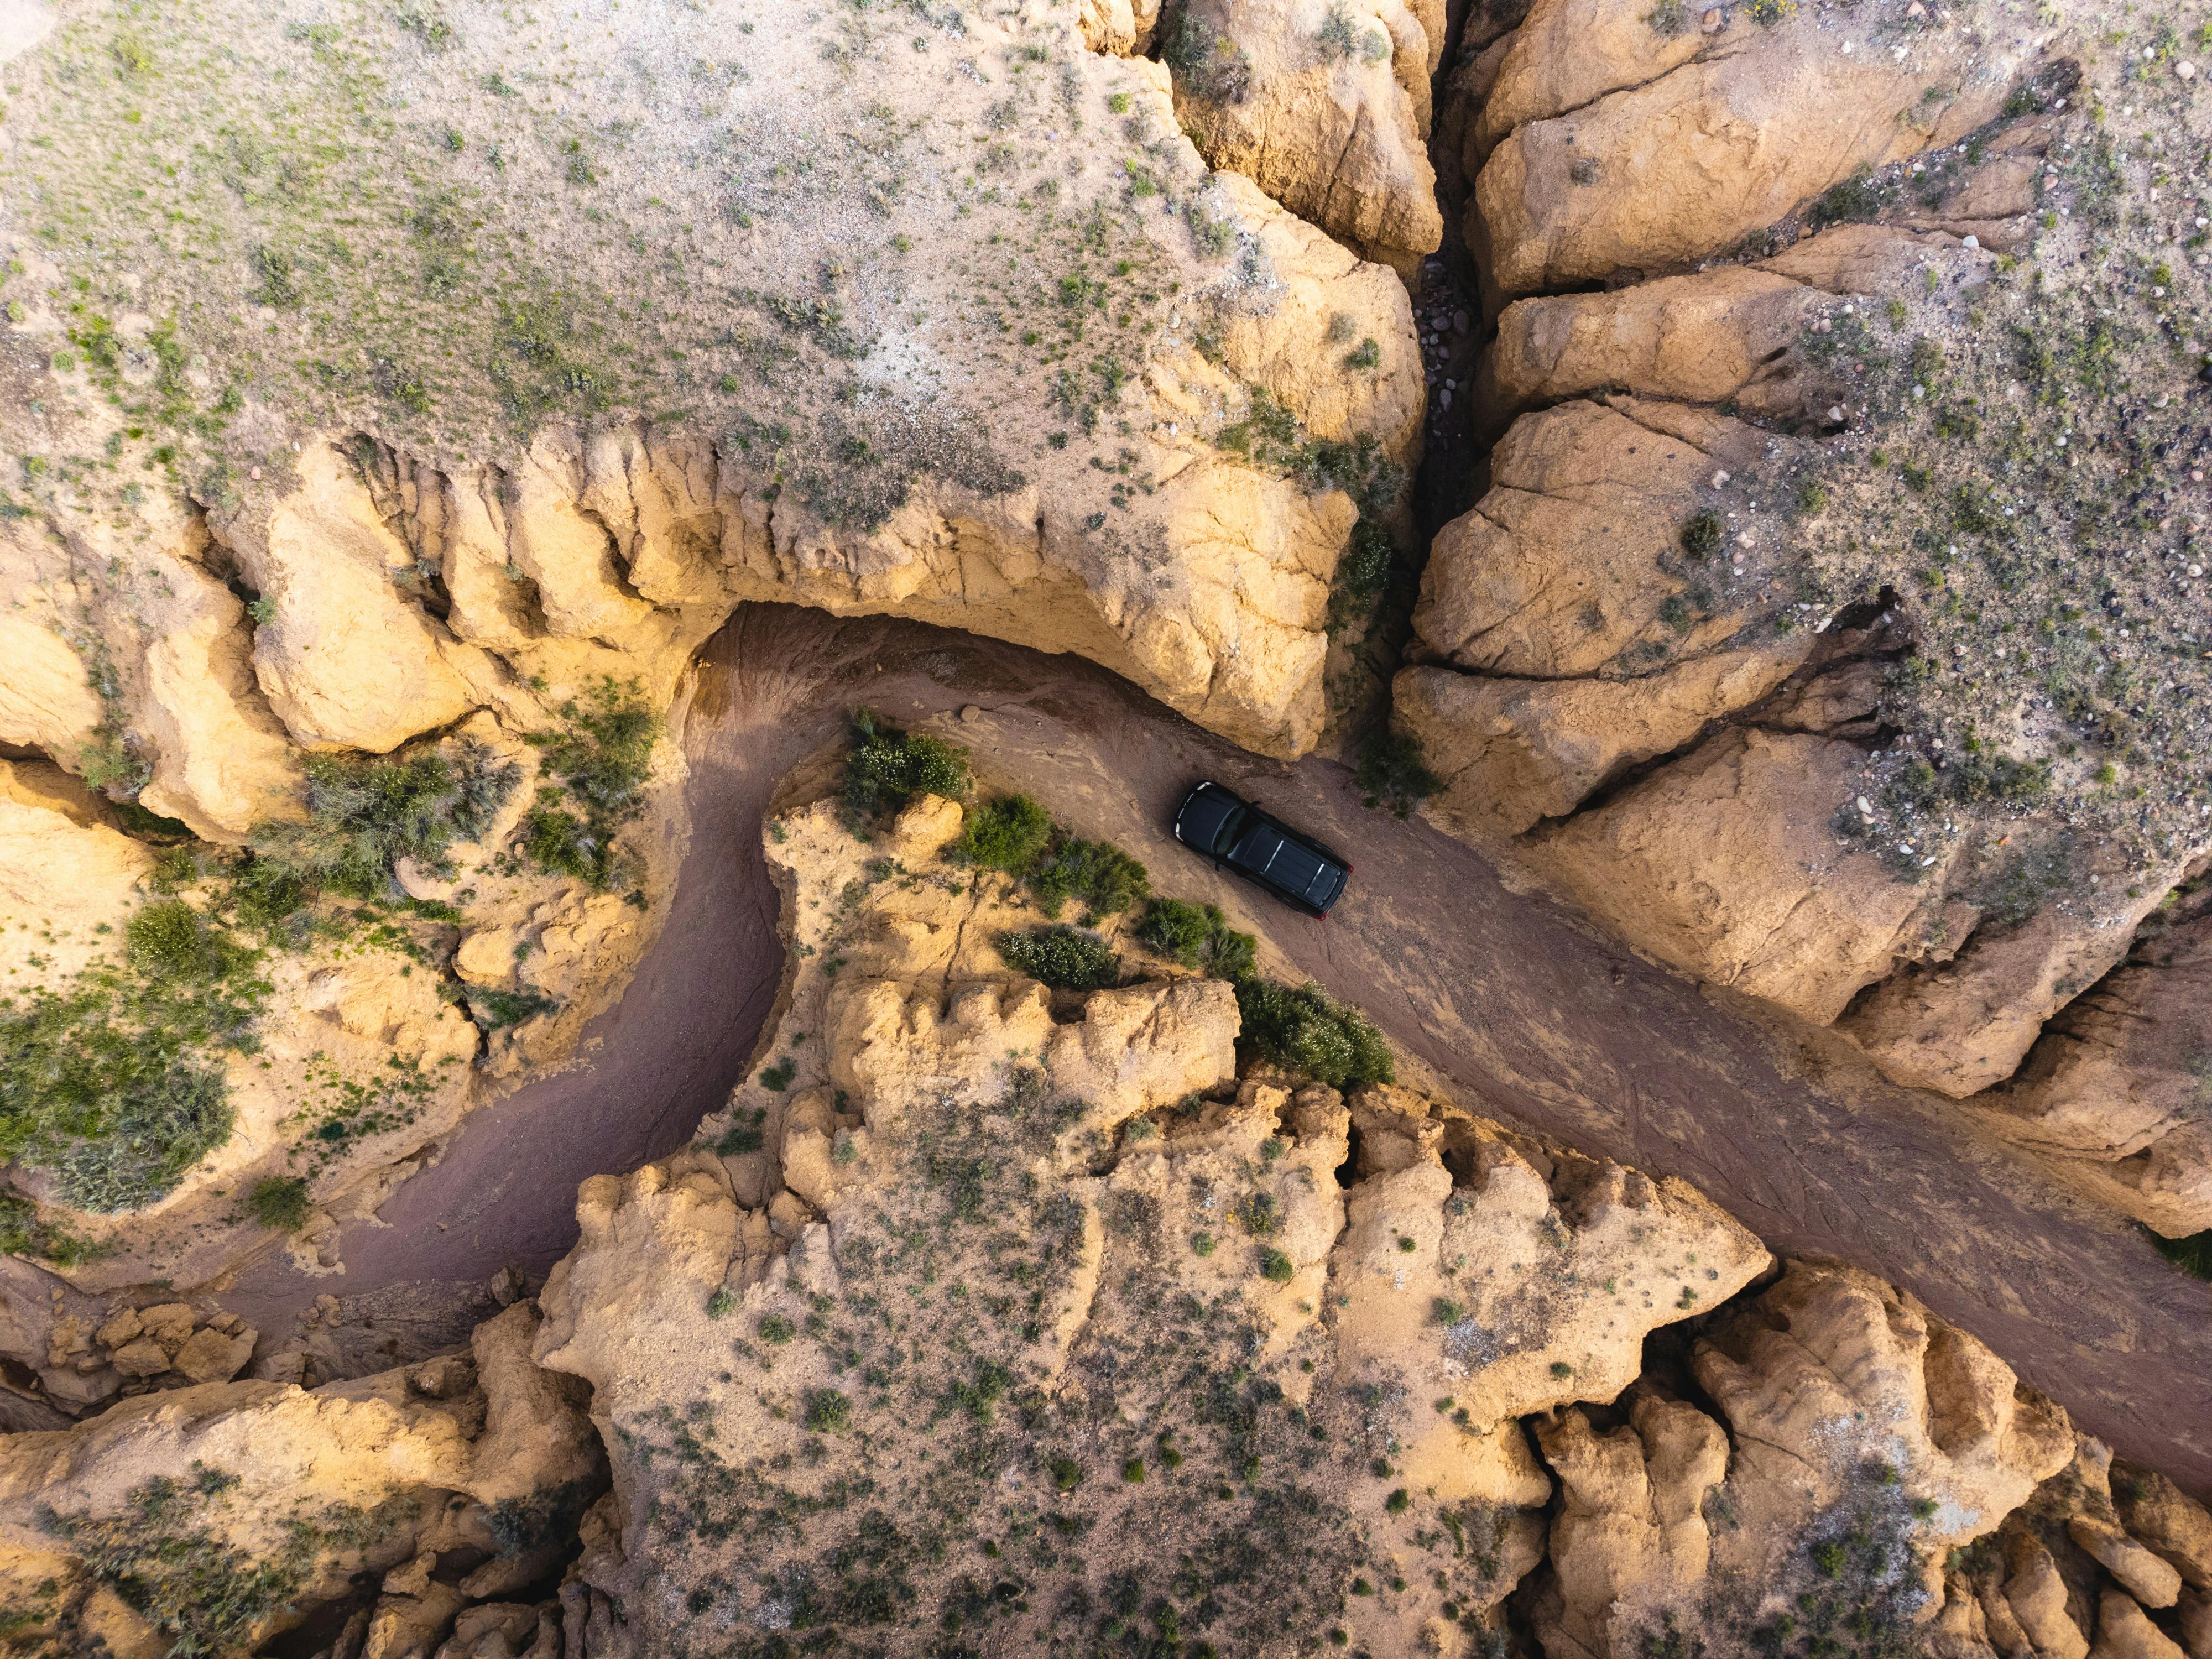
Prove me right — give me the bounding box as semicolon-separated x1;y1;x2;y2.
1212;804;1254;856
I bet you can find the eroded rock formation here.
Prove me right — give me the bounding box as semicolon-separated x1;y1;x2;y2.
1399;0;2212;1235
11;779;2206;1659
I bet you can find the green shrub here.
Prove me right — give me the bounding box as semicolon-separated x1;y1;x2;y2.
1678;509;1725;559
466;985;559;1032
246;739;518;916
1356;730;1439;818
842;707;969;821
999;926;1119;990
1029;836;1150;920
1;899;266;1212
805;1388;853;1433
758;1312;795;1343
247;1176;312;1233
516;679;658;889
1235;980;1394;1089
1133;898;1256;979
1258;1246;1295;1282
951;793;1052;873
126;901;255;984
2150;1228;2212;1280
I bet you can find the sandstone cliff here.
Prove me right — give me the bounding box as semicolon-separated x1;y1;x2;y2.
1398;0;2212;1235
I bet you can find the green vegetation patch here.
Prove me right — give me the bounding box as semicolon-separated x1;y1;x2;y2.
243;739;517;921
999;926;1120;991
1234;980;1394;1089
842;708;971;823
246;1175;312;1233
514;679;659;890
0;899;267;1211
1133;898;1257;980
950;792;1054;873
1028;836;1151;922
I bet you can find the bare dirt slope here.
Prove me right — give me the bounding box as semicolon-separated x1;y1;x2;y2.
224;602;2212;1494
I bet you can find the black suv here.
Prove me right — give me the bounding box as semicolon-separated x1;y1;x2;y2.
1171;782;1351;917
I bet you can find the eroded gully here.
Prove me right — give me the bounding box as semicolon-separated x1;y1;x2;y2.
223;602;2212;1496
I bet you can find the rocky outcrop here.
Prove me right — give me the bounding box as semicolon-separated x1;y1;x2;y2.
0;1301;603;1658
1987;884;2212;1238
1468;0;2055;296
0;0;1432;1280
8;770;2210;1659
1156;0;1447;272
1535;729;1960;1026
1400;0;2211;1251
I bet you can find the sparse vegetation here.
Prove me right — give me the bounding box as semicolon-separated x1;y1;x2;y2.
46;1468;415;1659
0;899;266;1211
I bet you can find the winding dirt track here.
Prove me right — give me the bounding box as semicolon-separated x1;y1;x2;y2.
229;603;2212;1493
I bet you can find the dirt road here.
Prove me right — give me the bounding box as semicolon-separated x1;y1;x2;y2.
226;603;2212;1492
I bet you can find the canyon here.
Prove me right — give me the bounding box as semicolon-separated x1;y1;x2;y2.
0;0;2208;1654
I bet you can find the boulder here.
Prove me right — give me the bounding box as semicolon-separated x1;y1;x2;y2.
1483;266;1836;427
1165;0;1444;271
227;441;477;753
1695;1260;2075;1600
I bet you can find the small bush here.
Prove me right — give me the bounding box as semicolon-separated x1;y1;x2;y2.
1161;9;1252;102
1258;1246;1295;1282
999;926;1119;991
247;739;518;912
516;679;659;889
1235;980;1394;1088
1051;1457;1085;1491
1133;898;1256;979
467;985;558;1032
804;1389;852;1433
1357;730;1439;818
842;707;969;821
951;793;1053;873
247;1175;312;1233
1678;509;1725;560
758;1313;795;1344
1029;836;1150;920
126;901;254;984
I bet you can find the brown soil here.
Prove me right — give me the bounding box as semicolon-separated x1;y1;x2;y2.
222;602;2212;1495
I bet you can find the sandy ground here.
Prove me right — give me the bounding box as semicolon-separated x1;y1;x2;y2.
217;603;2212;1492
